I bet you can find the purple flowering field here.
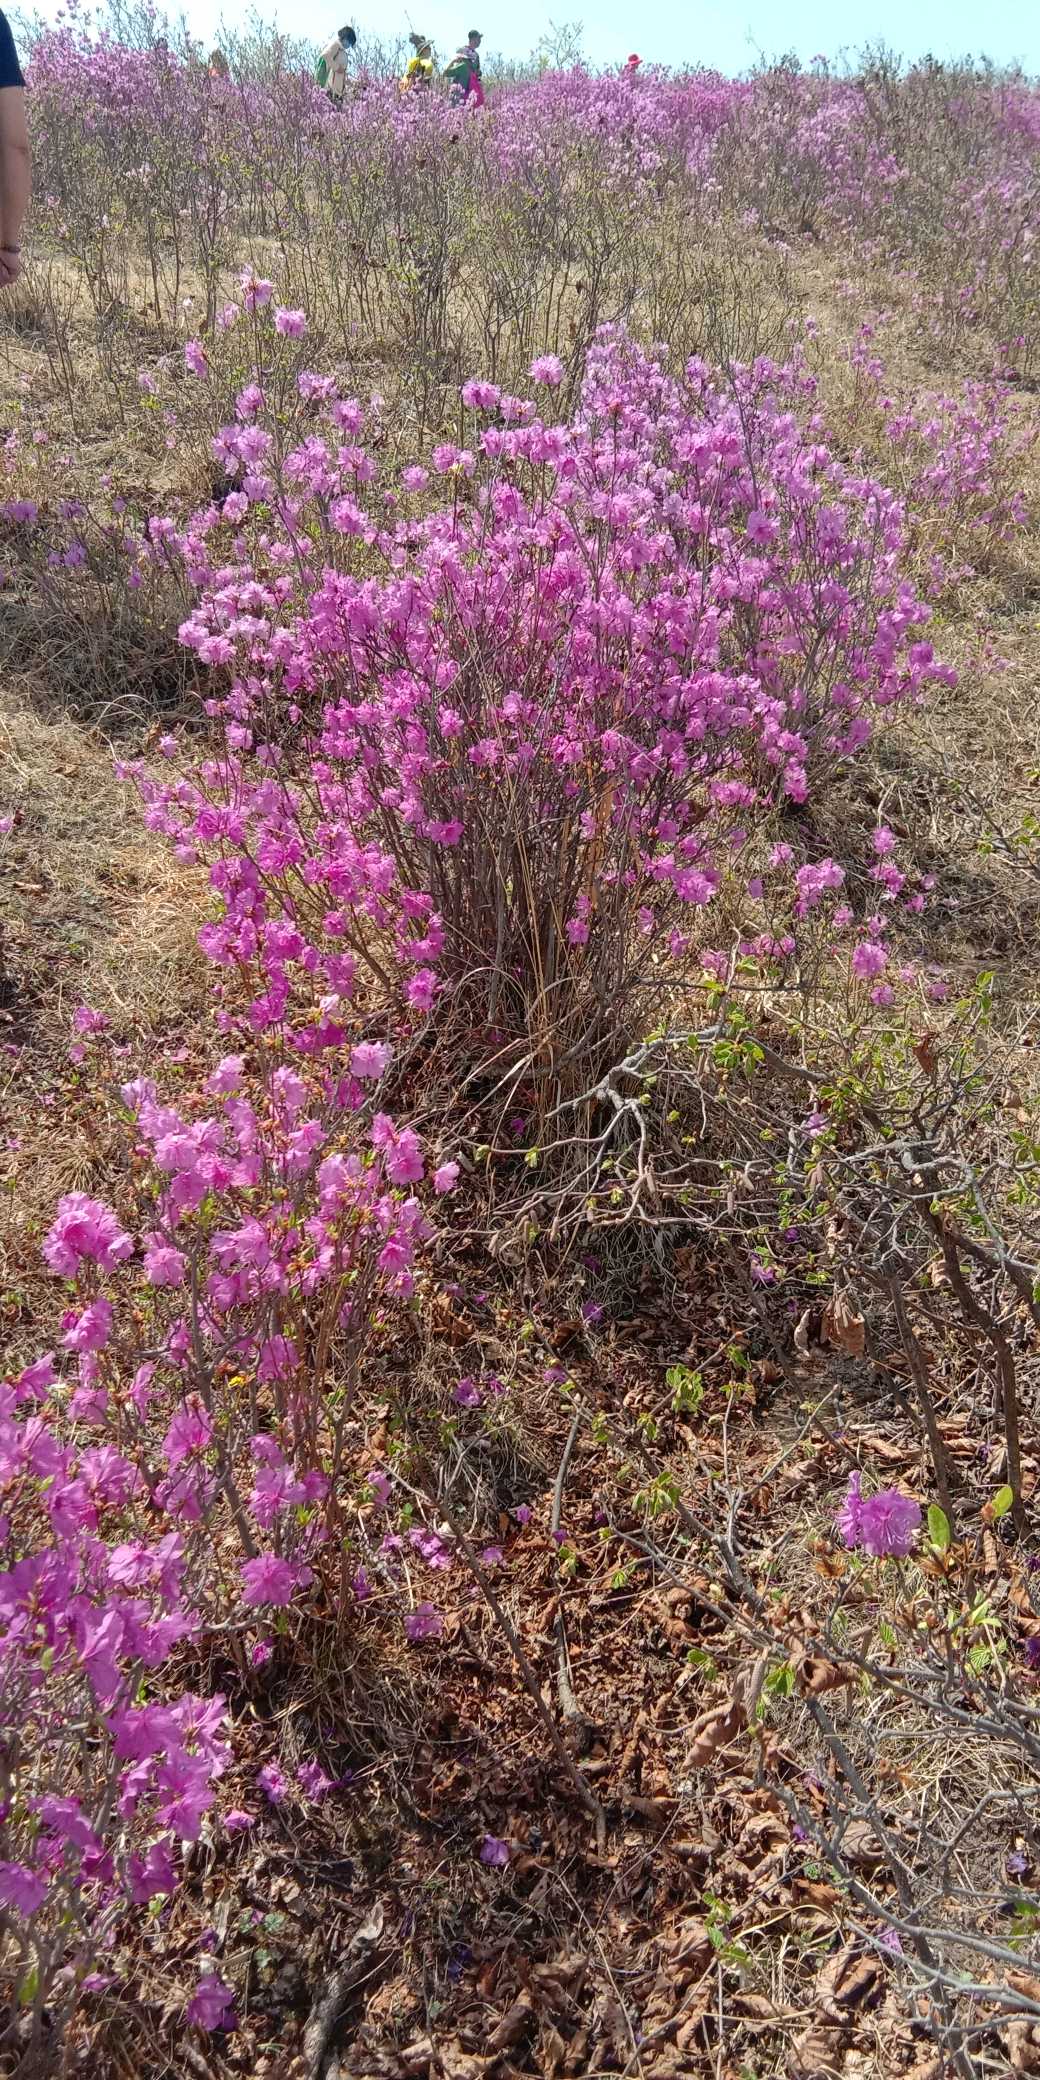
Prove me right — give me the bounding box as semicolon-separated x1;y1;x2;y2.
3;13;1040;2076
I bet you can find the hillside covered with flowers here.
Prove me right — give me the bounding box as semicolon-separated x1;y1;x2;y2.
3;19;1040;2079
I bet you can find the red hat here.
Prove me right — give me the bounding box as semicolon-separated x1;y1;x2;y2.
626;53;641;66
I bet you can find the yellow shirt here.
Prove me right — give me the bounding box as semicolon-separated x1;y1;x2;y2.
402;53;433;89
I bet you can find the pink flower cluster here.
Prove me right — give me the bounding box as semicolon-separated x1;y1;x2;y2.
836;1472;922;1557
0;1002;459;2013
123;319;953;1080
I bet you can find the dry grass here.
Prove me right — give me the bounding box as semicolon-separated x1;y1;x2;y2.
0;685;209;1359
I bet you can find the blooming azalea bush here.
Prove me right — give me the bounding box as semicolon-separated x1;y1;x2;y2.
113;316;955;1184
843;322;1036;593
0;1000;464;2034
21;29;1040;378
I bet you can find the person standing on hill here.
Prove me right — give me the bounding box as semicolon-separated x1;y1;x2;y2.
401;33;434;90
0;11;28;288
316;24;357;104
444;29;483;105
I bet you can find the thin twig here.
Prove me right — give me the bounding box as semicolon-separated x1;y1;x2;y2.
551;1409;592;1732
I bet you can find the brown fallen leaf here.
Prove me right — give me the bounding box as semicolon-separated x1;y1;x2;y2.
301;1903;387;2080
669;1836;719;1867
618;1707;648;1780
1009;2020;1040;2074
400;2037;435;2073
687;1695;746;1767
912;1031;939;1078
592;1993;631;2062
817;1947;883;2017
475;1959;499;2001
549;1318;584;1349
428;1292;474;1345
788;1948;882;2078
562;2028;589;2075
732;1992;781;2024
821;1294;865;1358
676;2001;711;2055
858;1432;909;1464
486;1992;533;2055
662;1917;711;1972
437;2040;491;2080
529;1955;587;2015
792;1641;854;1696
791;1875;841;1911
541;2021;568;2076
839;1820;888;1873
626;1794;675;1828
788;2019;845;2078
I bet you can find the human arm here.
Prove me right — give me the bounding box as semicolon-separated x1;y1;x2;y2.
0;14;29;286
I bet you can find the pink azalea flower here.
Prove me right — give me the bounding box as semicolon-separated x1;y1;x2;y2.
240;273;273;309
836;1474;921;1557
72;1004;107;1035
384;1129;424;1186
128;1840;177;1902
405;968;438;1013
859;1489;922;1557
836;1471;865;1548
404;1602;443;1643
240;1553;304;1607
350;1040;392;1080
0;1861;48;1915
746;507;777;544
462;378;501;410
479;1834;511;1865
297;1759;334;1802
851;940;888;980
43;1193;132;1276
143;1236;187;1288
186;1973;236;2031
14;1353;56;1398
162;1398;213;1469
62;1296;113;1353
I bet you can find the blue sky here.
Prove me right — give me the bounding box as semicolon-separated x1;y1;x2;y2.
409;0;1040;73
41;0;1040;73
212;0;1039;72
